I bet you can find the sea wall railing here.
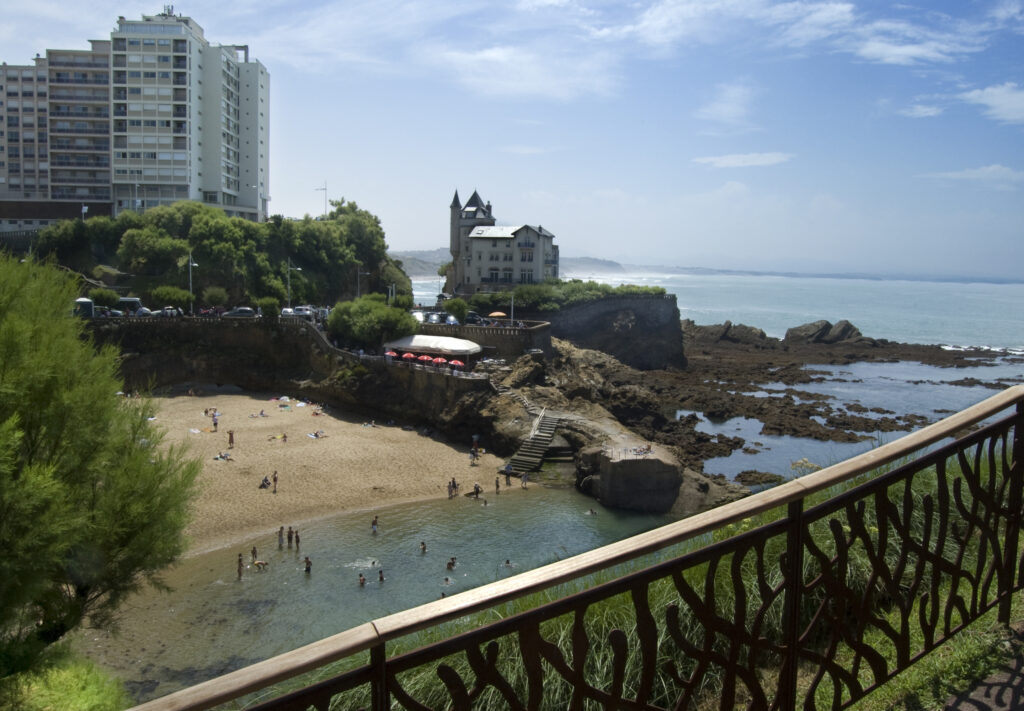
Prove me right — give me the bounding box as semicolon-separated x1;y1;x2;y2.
132;385;1024;711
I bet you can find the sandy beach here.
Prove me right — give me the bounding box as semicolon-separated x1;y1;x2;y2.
154;386;516;555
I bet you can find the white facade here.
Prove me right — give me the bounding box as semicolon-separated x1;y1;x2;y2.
448;190;559;294
0;9;268;231
111;11;269;220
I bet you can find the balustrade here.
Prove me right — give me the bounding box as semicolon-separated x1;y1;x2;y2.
125;383;1024;711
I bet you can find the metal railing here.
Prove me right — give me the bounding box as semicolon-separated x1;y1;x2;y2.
131;386;1024;711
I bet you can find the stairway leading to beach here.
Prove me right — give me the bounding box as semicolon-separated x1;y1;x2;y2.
508;411;563;474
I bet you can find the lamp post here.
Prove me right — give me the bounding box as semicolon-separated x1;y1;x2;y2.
314;181;327;219
287;257;302;309
188;251;199;315
134;183;140;211
355;267;371;299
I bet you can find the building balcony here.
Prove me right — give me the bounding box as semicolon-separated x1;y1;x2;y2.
49;78;110;86
48;60;109;69
48;127;109;135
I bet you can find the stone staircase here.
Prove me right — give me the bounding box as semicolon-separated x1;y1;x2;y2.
508;410;563;474
491;381;540;416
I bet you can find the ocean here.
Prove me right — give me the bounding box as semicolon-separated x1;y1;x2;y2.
414;271;1024;349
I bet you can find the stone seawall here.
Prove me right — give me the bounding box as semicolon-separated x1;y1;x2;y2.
527;295;685;370
89;319;492;424
419;321;552;360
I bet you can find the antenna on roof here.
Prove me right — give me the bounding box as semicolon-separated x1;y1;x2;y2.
163;4;174;16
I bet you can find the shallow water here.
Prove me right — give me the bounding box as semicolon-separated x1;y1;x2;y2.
81;485;672;702
682;359;1022;480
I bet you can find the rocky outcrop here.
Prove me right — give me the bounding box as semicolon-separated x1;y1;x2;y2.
527;295;685;370
577;444;682;514
784;319;862;344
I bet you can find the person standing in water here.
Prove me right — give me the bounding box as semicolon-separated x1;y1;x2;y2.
237;553;244;580
304;556;312;574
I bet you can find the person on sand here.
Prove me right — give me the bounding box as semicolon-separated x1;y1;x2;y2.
495;476;500;495
521;472;528;489
278;526;284;550
282;433;287;443
287;526;294;548
420;541;427;554
272;470;278;494
228;430;234;449
237;553;243;580
304;556;312;574
294;529;300;550
358;573;366;587
504;463;512;487
212;413;218;432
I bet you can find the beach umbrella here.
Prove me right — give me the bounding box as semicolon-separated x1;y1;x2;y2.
385;350;398;357
433;357;448;365
402;352;417;360
449;360;464;367
418;354;434;362
488;311;507;318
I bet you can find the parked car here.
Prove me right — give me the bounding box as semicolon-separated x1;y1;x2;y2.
426;312;443;324
153;306;182;317
464;311;482;325
136;306;153;317
410;310;425;323
222;306;257;318
445;314;460;325
280;307;296;317
293;305;314;321
94;306;124;318
116;297;144;315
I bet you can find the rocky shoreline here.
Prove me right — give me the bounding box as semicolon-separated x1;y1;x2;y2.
495;320;1021;493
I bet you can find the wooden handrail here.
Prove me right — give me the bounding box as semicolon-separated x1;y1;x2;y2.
130;384;1024;711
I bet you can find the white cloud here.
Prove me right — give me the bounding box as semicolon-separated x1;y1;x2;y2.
423;43;618;99
960;82;1024;123
897;104;943;118
693;82;757;131
693;152;793;168
920;164;1024;189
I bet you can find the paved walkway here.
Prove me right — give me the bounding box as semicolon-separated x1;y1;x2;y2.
944;627;1024;711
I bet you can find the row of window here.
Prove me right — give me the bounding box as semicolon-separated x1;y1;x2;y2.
112;151;187;160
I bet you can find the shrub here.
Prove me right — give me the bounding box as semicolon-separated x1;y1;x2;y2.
87;288;119;308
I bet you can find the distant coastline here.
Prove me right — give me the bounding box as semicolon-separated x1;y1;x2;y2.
389;248;1024;285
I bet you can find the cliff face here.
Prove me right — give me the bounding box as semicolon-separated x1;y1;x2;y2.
528;295;686;370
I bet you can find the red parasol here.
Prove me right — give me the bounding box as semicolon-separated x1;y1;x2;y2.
433;357;448;365
385;350;398;357
402;352;417;360
418;354;434;362
449;360;464;367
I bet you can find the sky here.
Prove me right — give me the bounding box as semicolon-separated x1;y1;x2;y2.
3;1;1023;279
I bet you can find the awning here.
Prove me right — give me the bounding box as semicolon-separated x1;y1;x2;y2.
384;334;483;357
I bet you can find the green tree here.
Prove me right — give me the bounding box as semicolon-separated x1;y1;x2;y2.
326;295;418;350
149;285;193;310
444;297;468;323
0;255;200;679
201;286;228;308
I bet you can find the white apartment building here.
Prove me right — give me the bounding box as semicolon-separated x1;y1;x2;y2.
448;190;559;295
0;8;269;232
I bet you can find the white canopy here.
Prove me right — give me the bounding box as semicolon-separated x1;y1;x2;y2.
383;334;482;356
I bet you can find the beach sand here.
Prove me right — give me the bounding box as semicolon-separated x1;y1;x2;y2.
154;387;515;555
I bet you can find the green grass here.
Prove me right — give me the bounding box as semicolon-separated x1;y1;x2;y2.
1;648;129;711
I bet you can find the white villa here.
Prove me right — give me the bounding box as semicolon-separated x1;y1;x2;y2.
447;190;559;295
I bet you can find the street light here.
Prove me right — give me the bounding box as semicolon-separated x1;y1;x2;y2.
314;181;327;219
287;257;302;309
188;251;199;315
355;267;371;299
